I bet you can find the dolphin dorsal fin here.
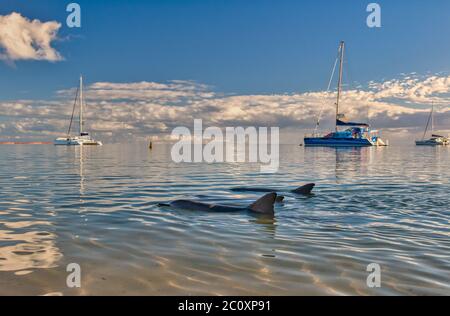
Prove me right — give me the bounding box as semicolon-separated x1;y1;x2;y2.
291;183;315;195
249;193;277;214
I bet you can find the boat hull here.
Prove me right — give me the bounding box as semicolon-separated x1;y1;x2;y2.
415;142;438;146
54;137;102;146
415;140;448;146
54;138;81;146
304;137;374;147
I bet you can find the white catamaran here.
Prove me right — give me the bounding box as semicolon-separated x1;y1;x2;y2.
415;102;449;146
54;76;102;146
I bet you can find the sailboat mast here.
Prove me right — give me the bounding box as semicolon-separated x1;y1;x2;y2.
431;102;434;135
336;41;345;132
79;75;83;135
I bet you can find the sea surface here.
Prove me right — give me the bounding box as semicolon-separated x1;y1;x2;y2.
0;143;449;295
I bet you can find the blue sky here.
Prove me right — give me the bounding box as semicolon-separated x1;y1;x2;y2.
0;0;449;142
1;0;449;99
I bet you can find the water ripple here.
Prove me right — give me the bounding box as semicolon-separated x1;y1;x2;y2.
0;144;449;295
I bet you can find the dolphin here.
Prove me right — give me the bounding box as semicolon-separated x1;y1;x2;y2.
230;183;315;195
158;193;278;215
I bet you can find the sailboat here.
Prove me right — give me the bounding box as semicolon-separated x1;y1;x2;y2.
54;76;102;146
304;41;386;147
415;103;449;146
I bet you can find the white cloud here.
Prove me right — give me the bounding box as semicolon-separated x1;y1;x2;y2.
0;74;449;143
369;74;450;105
0;12;62;62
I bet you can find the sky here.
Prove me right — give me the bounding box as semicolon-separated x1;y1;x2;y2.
0;0;449;143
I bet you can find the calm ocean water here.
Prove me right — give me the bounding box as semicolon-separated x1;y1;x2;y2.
0;143;449;295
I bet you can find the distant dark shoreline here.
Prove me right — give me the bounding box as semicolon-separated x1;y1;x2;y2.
0;142;52;145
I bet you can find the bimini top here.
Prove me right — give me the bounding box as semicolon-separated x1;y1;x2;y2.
336;119;369;127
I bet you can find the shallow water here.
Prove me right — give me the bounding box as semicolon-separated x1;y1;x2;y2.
0;143;449;295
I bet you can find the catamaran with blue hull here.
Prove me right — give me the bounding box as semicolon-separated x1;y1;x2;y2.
304;119;382;147
304;41;386;147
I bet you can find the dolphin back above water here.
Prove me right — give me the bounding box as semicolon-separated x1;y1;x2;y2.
230;183;315;195
158;193;278;215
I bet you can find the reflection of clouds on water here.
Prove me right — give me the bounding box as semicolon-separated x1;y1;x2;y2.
0;147;87;276
0;149;65;275
1;144;450;295
0;216;62;272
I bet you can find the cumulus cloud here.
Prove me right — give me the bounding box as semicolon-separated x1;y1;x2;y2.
369;74;450;105
0;12;62;62
0;74;449;143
